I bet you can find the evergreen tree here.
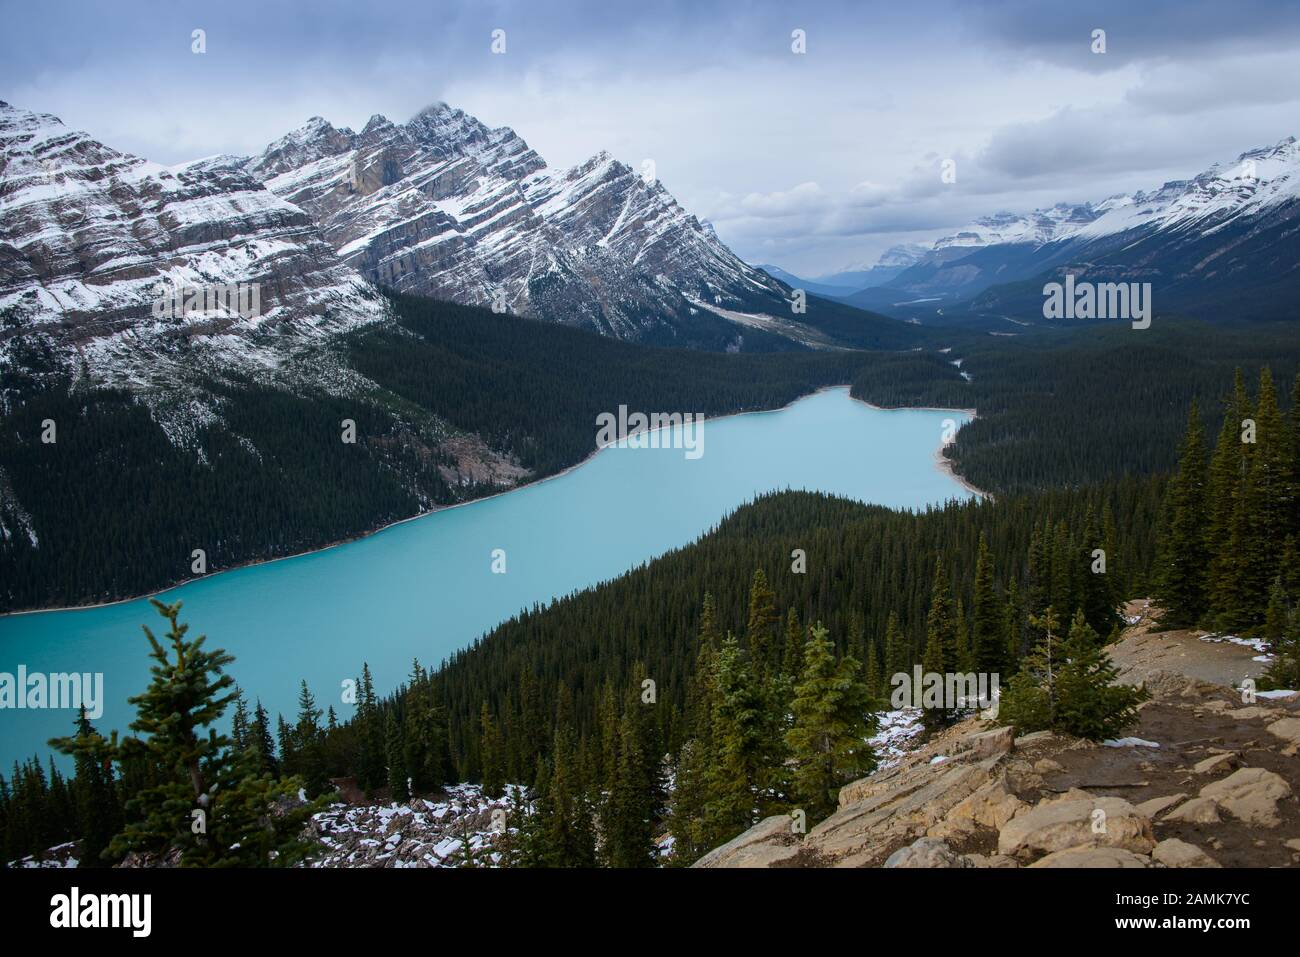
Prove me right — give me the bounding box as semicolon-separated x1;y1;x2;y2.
479;703;505;799
604;710;655;867
52;600;317;866
703;636;772;842
970;532;1003;676
882;611;908;680
1155;400;1209;625
1238;368;1293;625
293;680;329;798
785;623;875;821
920;554;958;732
64;707;122;867
999;607;1145;740
385;710;409;801
1052;611;1147;740
1206;371;1252;625
354;664;385;795
1260;576;1300;691
249;699;278;778
744;568;780;679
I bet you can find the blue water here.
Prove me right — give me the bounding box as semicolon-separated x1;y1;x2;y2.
0;387;973;768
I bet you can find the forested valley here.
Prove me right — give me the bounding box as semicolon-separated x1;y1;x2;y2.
6;298;1300;866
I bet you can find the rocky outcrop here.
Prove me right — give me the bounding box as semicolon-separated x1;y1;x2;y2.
307;784;517;868
694;603;1300;869
0;100;384;397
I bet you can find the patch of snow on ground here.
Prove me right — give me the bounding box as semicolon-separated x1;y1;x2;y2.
1103;737;1160;748
867;707;924;773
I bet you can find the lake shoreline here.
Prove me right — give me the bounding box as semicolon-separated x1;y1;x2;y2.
2;384;987;618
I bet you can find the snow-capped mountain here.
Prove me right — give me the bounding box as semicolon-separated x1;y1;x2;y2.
0;100;385;401
848;137;1300;324
932;204;1099;250
237;102;789;346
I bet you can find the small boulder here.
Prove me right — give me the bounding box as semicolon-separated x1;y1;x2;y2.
690;815;800;868
884;837;972;868
1029;846;1150;868
1192;753;1238;775
1152;838;1220;868
1199;767;1293;827
998;796;1155;858
968;726;1016;758
1013;731;1057;749
1135;793;1187;819
1163;796;1222;824
1267;717;1300;747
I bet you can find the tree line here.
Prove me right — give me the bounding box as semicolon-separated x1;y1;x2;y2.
1155;366;1300;690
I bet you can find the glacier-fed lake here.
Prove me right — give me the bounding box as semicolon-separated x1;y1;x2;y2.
0;387;974;768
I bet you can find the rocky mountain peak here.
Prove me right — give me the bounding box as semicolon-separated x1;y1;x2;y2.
236;101;785;345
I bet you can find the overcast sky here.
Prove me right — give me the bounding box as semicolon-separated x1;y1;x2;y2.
4;0;1300;275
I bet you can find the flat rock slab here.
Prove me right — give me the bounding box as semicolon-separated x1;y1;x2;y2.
884;837;972;868
999;796;1155;858
1267;717;1300;746
691;814;800;868
1152;838;1220;868
1199;767;1293;826
1135;793;1187;818
1029;846;1151;868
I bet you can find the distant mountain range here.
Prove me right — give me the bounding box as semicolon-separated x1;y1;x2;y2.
757;244;929;298
791;138;1300;328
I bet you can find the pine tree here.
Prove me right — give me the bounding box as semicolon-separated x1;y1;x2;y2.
920;554;958;732
479;703;505;799
385;709;409;801
1155;400;1209;625
53;600;317;866
999;607;1145;740
1080;507;1120;639
1238;368;1293;625
744;568;780;679
604;710;655;867
250;699;278;777
703;636;771;842
971;532;1003;676
781;606;804;679
230;690;250;754
1052;611;1147;740
883;611;909;683
293;680;329;798
531;726;597;867
63;707;122;867
785;623;875;821
1259;576;1300;691
997;606;1062;733
354;663;385;795
1206;371;1252;625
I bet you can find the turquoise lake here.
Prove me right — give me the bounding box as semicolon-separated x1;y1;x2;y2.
0;387;974;768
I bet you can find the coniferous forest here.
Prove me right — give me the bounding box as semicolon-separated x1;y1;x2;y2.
6;303;1300;866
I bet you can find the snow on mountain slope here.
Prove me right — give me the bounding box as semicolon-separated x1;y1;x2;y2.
0;100;385;399
933;204;1100;250
241;102;789;345
920;137;1300;255
1066;137;1300;240
856;136;1300;321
